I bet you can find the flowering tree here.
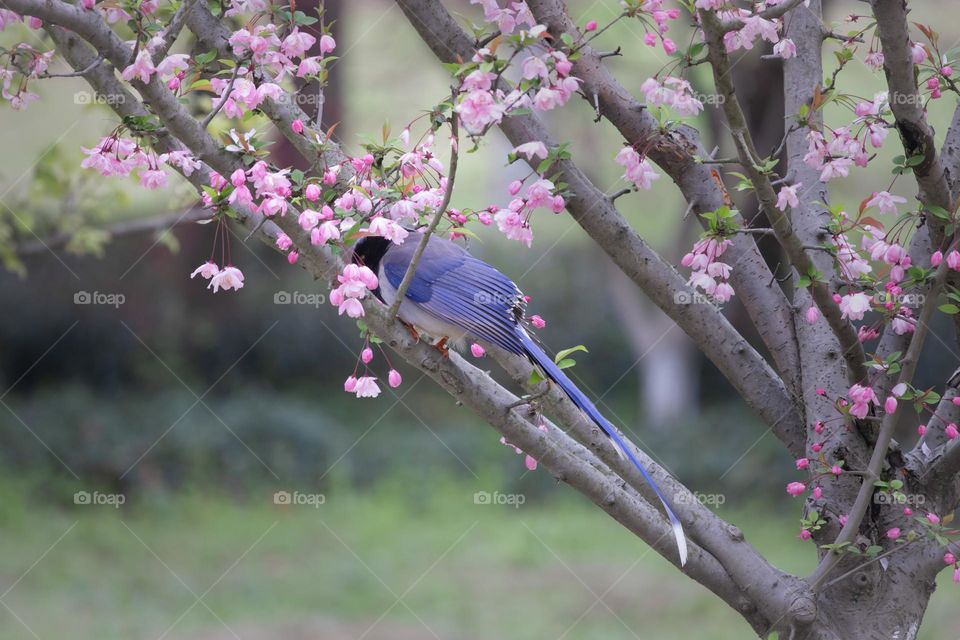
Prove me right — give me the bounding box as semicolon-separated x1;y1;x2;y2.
4;0;960;636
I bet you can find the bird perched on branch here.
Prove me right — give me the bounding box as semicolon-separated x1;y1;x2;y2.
352;232;687;565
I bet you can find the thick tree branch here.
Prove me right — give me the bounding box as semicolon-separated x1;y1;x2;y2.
808;256;954;588
700;8;868;387
35;9;780;625
526;0;803;402
395;0;807;458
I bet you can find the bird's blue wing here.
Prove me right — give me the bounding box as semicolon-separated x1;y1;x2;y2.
381;237;526;354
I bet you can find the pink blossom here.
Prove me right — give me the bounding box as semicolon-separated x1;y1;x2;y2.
208;265;244;293
927;512;941;525
954;567;960;584
367;216;409;244
799;529;812;540
319;34;336;54
910;42;926;64
866;191;907;214
455;90;505;134
353;376;380;398
388;369;402;388
786;481;806;496
848;383;878;419
865;51;885;70
639;76;702;117
525;455;537;471
839;292;872;321
121;50;155;83
947;423;959;440
615;147;659;190
275;233;293;251
918;424;927;436
805;306;820;324
795;458;809;470
530;315;546;329
470;343;485;358
361;347;373;364
512;141;549;161
947;250;960;271
344;375;357;393
931;250;943;266
585;20;597;31
776;183;801;211
774;38;796;59
831;465;843;476
886;527;901;540
287;251;298;265
884;396;898;414
291;119;304;134
945;553;956;565
190;262;220;280
812;486;823;499
138;168;167;190
304;184;321;202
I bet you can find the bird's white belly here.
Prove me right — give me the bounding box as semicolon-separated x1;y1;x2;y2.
378;265;469;346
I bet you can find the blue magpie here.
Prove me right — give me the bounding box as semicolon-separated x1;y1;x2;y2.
353;232;687;565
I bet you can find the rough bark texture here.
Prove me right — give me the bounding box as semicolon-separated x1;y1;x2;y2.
7;0;960;637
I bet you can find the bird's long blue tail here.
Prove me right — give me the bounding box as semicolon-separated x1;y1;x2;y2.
516;330;688;566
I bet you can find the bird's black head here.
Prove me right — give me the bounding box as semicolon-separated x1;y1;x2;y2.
351;235;392;274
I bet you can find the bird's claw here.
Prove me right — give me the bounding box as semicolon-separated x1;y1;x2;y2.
401;320;420;343
434;336;450;358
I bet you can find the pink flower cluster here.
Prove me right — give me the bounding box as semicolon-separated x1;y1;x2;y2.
492;178;564;247
682;238;735;303
229;25;334;82
470;0;535;36
81;135;200;189
639;76;703;117
329;263;379;318
615;147;660;191
190;262;245;293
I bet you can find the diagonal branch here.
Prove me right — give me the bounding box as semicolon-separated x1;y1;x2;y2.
526;0;803;401
395;0;807;458
700;8;868;387
36;15;785;630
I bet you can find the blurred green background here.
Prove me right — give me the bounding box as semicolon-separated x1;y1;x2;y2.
2;0;960;638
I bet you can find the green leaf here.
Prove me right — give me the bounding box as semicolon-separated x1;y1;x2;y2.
556;358;577;370
939;303;960;314
528;369;545;386
554;345;588;362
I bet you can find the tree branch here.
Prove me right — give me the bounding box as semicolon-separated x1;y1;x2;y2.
387;105;458;321
395;0;807;458
526;0;804;404
700;7;868;387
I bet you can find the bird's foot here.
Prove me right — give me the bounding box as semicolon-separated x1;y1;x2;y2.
401;320;420;343
433;336;450;358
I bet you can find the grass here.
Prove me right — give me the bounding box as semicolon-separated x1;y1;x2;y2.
1;475;959;640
